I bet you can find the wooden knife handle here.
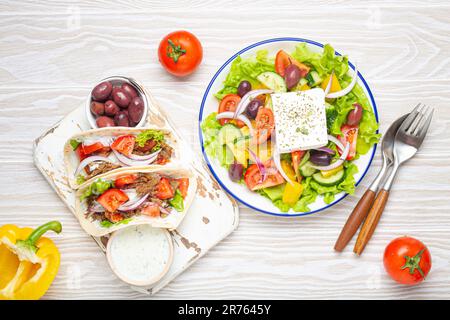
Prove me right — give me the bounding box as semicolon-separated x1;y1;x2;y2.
334;189;376;252
353;189;390;255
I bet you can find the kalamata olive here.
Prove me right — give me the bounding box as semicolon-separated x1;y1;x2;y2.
284;64;301;90
237;80;252;97
310;150;332;166
90;101;104;116
112;88;131;108
229;162;244;182
96;116;115;128
245;99;263;119
347;103;363;126
91;81;112;102
128;97;144;123
114;111;130;127
121;83;138;99
104;100;120;116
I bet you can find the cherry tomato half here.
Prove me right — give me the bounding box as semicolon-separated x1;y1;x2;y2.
337;124;358;160
254;108;275;145
176;178;189;199
275;50;310;77
244;159;284;191
114;174;137;189
158;30;203;77
154;177;175;200
82;142;104;155
217;94;244;127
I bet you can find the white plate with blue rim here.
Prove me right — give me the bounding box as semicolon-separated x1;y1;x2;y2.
199;38;379;217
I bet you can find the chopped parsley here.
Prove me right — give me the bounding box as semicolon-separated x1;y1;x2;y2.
135;129;165;151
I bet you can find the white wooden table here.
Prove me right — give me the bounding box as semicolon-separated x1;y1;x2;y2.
1;0;449;299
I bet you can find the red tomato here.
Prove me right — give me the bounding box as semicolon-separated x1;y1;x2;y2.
384;236;432;285
114;174;137;188
291;150;306;182
158;30;203;77
337;125;358;160
244;159;285;191
154;177;175;200
217;94;244;127
105;212;124;223
275;50;310;77
141;203;161;217
97;189;129;212
176;178;189;199
111;135;135;156
75;145;87;161
82;142;104;155
254;108;275;145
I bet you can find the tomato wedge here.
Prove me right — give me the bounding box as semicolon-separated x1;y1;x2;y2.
111;135;135;156
254;108;275;145
154;177;175;200
105;212;124;223
114;174;137;188
141;203;161;217
82;142;104;155
176;178;189;199
97;188;129;212
218;94;244;127
337;125;358;160
244;159;285;191
291;150;306;182
75;145;87;161
275;50;310;77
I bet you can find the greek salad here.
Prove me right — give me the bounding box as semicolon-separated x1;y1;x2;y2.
201;43;380;212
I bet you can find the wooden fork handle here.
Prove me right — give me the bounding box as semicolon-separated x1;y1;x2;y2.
334;189;376;252
353;189;390;255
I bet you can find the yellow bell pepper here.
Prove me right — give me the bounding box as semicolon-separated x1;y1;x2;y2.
282;181;304;206
0;221;62;300
299;83;310;91
281;160;297;182
321;165;344;178
321;73;342;93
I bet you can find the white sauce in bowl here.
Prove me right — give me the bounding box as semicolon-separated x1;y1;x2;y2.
107;224;173;286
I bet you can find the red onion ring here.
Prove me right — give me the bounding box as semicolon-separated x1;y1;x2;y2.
118;194;149;211
324;71;334;96
248;148;267;183
75;156;114;177
271;132;295;185
215;112;255;136
315;147;336;155
112;149;158;166
233;89;274;118
159;205;172;215
327;134;345;151
126;148;161;161
326;65;358;99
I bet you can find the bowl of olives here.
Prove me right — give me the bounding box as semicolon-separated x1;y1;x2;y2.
86;76;148;129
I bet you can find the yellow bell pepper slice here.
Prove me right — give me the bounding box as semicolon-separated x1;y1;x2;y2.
0;221;62;300
321;165;344;178
281;160;297;182
282;181;304;206
321;73;342;93
299;84;310;91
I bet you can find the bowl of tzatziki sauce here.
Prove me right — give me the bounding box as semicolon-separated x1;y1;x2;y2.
106;224;174;287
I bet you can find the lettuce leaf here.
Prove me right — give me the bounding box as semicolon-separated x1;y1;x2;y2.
293;177;318;212
169;190;184;212
214;50;275;100
80;178;113;201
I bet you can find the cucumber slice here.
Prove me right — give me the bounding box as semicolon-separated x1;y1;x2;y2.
299;78;308;86
299;161;317;177
217;145;234;166
256;71;287;92
312;169;345;186
310;71;322;86
299;151;310;167
217;124;242;145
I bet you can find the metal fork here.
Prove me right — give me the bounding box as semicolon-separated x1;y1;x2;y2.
354;103;434;255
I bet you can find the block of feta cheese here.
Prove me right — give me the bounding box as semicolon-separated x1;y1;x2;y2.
270;88;328;153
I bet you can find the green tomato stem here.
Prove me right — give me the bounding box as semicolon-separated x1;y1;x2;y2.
17;221;62;252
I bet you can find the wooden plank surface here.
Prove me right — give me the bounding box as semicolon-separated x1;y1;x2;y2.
1;0;449;299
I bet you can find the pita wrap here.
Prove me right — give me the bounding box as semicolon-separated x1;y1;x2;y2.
64;126;179;190
74;165;197;237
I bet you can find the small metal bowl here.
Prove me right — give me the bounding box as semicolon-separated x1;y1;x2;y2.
86;76;148;129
